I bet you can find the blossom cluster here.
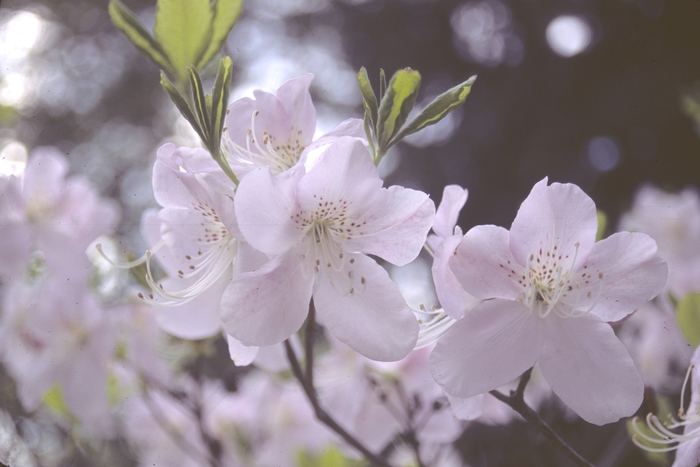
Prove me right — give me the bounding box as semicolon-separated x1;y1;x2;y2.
2;74;692;467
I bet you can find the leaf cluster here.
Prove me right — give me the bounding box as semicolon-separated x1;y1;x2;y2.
108;0;242;183
357;67;476;165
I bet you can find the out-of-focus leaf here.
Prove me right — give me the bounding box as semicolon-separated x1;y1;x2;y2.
43;385;72;419
596;210;607;241
677;292;700;346
160;72;206;142
391;75;476;145
296;447;363;467
155;0;213;81
626;393;674;466
197;0;243;69
376;68;421;150
108;0;175;76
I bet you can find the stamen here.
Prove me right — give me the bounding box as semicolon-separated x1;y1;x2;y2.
95;240;165;269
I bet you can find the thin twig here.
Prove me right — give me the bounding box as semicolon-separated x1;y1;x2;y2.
284;339;396;467
305;299;316;388
141;387;224;467
489;368;595;467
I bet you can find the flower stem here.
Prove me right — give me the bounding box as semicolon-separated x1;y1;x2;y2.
489;368;595;467
284;330;392;467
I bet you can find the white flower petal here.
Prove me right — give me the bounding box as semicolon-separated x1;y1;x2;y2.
539;314;643;425
314;253;419;362
430;299;543;399
221;249;313;346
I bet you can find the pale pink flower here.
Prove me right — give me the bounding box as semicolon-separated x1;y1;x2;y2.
139;143;239;339
0;278;117;436
223;74;364;177
0;147;119;283
429;184;480;320
222;137;435;361
619;184;700;297
430;178;668;425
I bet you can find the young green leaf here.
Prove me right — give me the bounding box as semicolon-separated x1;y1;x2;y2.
379;68;386;101
160;71;206;142
677;292;700;346
187;65;212;145
155;0;214;82
356;67;378;129
209;56;233;153
390;75;476;145
376;68;421;150
197;0;243;70
108;0;175;77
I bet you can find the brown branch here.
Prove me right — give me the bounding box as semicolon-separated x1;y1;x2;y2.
489;368;595;467
284;339;396;467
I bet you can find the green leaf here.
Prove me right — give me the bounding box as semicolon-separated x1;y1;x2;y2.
677;292;700;346
210;56;233;152
379;68;386;101
155;0;214;81
376;68;421;151
391;75;476;145
187;65;212;145
108;0;175;77
356;67;378;130
160;71;206;142
596;210;607;241
197;0;243;70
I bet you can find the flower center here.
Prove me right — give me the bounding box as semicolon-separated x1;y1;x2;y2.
293;195;370;296
141;200;237;306
517;241;604;319
222;110;306;174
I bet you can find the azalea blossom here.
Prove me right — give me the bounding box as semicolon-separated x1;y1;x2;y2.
222;136;435;361
135;143;239;339
223;74;364;177
619;184;700;297
429;184;480;321
430;178;667;425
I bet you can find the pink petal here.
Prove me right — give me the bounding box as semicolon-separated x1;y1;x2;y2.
154;271;230;339
234;166;304;255
303;118;365;154
509;178;598;269
313;253;419;362
433;185;468;239
675;438;700;467
296;137;381;214
432;234;480;319
226;334;258;366
580;232;668;323
446;393;484;421
346;185;435;266
539;314;643;425
450;225;522;300
221;249;313;346
275;74;316;144
430;299;543;399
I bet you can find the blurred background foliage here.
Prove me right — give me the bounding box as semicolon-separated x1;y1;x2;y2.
1;0;699;465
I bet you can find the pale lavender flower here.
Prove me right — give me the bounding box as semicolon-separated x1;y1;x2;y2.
222;137;435;361
430;178;668;425
223;74;364;177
